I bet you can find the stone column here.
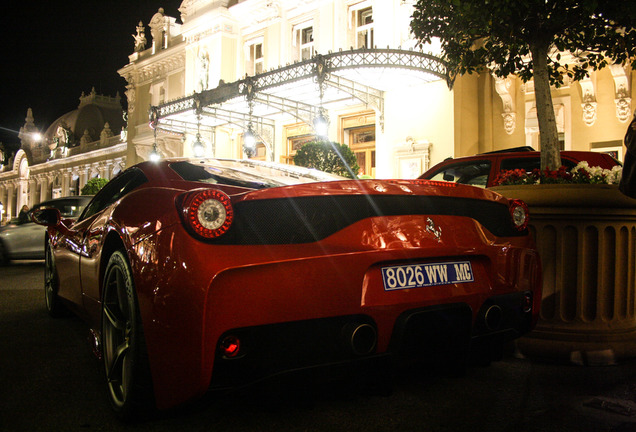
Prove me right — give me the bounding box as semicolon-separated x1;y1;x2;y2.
29;177;40;205
98;162;109;180
17;179;29;211
78;168;89;193
36;176;48;203
0;187;6;224
6;183;15;221
62;170;71;197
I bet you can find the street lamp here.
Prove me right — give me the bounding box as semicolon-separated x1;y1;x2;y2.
313;110;329;139
149;125;161;162
149;146;161;162
192;114;205;157
192;133;205;157
243;123;256;158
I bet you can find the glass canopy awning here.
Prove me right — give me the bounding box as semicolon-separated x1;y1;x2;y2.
152;48;448;156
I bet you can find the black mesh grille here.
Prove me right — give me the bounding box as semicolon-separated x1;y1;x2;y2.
205;195;524;245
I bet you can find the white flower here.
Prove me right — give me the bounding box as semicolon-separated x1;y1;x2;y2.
570;162;622;184
574;161;590;171
605;166;623;184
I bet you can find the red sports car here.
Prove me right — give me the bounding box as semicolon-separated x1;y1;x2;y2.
33;158;541;419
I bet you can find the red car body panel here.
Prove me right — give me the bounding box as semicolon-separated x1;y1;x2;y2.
45;159;542;410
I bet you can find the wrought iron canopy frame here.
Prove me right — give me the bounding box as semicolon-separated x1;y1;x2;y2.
153;48;447;156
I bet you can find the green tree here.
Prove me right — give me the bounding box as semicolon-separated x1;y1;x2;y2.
293;140;360;178
81;177;109;195
411;0;636;171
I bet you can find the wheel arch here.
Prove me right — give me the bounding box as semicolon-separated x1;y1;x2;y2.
99;231;127;299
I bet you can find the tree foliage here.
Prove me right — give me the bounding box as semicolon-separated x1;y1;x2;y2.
411;0;636;171
81;177;109;195
293;140;360;178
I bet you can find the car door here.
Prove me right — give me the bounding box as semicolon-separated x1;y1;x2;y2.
76;169;148;308
1;221;47;259
53;215;94;308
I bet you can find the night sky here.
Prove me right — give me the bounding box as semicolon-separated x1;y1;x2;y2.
0;1;182;145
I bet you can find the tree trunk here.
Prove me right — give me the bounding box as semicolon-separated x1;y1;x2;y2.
531;42;562;172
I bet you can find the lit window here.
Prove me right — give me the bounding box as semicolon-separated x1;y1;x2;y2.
293;22;314;61
245;38;264;76
150;82;166;106
346;125;376;177
354;6;374;48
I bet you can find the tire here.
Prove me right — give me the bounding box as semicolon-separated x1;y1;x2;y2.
44;240;68;317
101;251;154;420
0;240;9;266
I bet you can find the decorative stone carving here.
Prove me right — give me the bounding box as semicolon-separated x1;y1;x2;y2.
502;113;516;135
616;97;632;123
494;75;516;134
100;122;114;145
149;8;166;50
125;84;136;113
610;64;632;123
80;130;93;146
197;50;210;92
54;124;73;149
132;21;147;52
579;74;597;126
582;100;597;126
395;137;432;179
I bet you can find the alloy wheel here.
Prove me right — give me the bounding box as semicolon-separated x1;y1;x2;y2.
44;243;56;310
102;257;135;410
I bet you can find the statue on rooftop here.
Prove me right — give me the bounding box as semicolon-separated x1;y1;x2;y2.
132;21;147;52
149;8;165;50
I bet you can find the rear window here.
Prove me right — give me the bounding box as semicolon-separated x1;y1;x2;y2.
426;160;492;188
169;159;346;189
79;168;148;221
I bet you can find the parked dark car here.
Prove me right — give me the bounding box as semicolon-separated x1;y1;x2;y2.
419;147;621;188
0;195;92;264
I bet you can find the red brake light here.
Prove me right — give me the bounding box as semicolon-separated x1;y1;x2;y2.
386;179;457;188
219;335;241;358
182;189;233;238
509;199;529;231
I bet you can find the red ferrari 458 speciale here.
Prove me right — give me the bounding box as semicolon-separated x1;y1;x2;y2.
32;158;541;419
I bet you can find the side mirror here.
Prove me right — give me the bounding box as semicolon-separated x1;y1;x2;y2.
443;172;454;182
31;208;61;227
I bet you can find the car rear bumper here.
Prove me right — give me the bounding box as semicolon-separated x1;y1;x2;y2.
209;290;534;389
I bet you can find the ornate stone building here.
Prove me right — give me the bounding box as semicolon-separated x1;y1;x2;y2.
119;0;449;180
121;0;633;180
0;0;633;223
0;90;127;222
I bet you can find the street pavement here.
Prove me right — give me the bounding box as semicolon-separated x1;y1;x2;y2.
2;261;636;431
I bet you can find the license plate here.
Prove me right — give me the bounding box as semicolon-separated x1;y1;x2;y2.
382;261;474;291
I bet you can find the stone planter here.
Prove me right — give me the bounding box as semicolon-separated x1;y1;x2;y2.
490;184;636;365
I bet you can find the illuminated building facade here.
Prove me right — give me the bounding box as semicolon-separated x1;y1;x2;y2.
119;0;447;181
0;90;126;222
0;0;632;224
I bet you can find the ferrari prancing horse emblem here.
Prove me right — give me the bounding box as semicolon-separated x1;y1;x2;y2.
426;217;442;242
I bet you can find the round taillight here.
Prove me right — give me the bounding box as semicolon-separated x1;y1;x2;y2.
220;335;241;358
183;189;233;238
509;199;529;231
